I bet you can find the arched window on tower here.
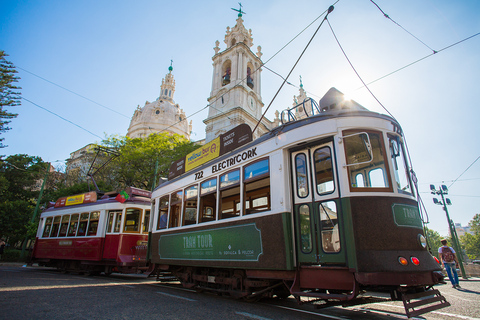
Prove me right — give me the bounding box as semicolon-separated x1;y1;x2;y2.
231;39;236;46
247;66;254;89
164;89;168;96
169;90;172;97
222;60;231;86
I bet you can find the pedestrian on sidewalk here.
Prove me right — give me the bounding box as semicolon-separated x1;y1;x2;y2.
438;239;460;288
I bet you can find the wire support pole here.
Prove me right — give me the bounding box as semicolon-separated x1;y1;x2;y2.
253;5;335;135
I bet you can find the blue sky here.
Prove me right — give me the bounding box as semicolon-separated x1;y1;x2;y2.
1;0;479;236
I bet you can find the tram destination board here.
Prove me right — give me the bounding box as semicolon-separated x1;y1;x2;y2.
168;124;252;180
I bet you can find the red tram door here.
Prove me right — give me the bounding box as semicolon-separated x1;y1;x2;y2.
290;142;346;266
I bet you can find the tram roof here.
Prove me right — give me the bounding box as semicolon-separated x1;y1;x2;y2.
155;107;398;191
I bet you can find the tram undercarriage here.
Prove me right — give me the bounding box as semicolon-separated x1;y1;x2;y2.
156;265;450;318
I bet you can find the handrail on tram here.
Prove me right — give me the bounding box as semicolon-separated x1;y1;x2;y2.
280;98;321;124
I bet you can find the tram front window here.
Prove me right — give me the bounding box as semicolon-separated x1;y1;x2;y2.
313;147;334;194
124;208;141;233
388;135;412;194
344;131;392;191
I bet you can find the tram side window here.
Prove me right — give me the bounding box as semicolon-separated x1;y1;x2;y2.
244;158;270;215
106;211;115;233
58;215;70;237
220;169;241;219
314;147;335;194
157;195;169;230
183;185;198;226
68;214;79;237
200;178;217;223
50;216;61;237
344;131;391;191
42;217;53;238
124;208;142;233
143;209;150;233
114;211;122;233
87;211;100;236
169;191;183;228
77;213;89;236
299;205;312;253
388;135;412;194
319;201;341;253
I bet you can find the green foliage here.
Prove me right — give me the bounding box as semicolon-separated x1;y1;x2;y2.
1;247;22;262
100;133;198;190
0;50;21;148
0;154;47;244
460;214;480;260
424;227;443;257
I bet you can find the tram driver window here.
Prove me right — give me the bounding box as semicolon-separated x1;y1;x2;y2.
343;131;392;191
388;135;412;194
200;178;217;223
157;195;169;230
244;158;270;215
220;170;240;219
183;185;198;226
124;208;141;233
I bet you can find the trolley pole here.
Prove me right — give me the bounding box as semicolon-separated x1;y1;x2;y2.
430;184;467;279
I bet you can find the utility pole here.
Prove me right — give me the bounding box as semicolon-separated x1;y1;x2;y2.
430;184;467;279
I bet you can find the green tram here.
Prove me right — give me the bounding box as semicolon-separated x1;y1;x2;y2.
148;88;449;317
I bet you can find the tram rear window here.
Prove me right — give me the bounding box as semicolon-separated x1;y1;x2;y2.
343;131;392;192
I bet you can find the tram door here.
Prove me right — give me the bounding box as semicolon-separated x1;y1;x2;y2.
291;142;345;265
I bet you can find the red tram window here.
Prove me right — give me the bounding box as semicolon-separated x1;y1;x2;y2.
67;214;79;237
58;215;70;237
113;211;122;233
50;216;61;238
42;217;53;238
143;209;150;233
77;213;89;236
87;211;100;236
124;208;141;233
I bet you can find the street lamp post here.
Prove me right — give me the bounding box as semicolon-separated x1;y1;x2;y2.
430;184;467;279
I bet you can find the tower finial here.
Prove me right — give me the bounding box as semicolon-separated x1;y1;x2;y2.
231;2;246;17
169;59;173;72
299;75;303;88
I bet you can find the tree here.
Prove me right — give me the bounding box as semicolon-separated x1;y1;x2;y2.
0;154;47;244
424;227;443;258
0;50;21;148
460;214;480;260
98;132;198;190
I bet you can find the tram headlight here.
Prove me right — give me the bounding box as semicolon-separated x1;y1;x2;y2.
411;257;420;266
418;234;427;248
398;256;408;266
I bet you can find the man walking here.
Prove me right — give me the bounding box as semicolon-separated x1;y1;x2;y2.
438;239;460;288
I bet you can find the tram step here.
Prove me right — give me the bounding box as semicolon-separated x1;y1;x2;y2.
401;289;450;318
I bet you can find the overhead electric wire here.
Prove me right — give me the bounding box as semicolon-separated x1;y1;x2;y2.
359;32;480;89
326;17;396;120
448;155;480;189
17;67;130;119
22;97;103;140
253;5;336;134
369;0;436;53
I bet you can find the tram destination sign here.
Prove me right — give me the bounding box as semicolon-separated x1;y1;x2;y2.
392;204;423;228
168;124;252;180
158;223;263;261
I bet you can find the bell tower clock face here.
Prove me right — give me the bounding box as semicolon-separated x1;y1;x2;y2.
249;97;256;111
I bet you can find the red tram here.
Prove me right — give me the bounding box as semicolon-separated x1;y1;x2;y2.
32;187;152;275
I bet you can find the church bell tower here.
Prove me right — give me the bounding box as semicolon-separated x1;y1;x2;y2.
204;9;266;143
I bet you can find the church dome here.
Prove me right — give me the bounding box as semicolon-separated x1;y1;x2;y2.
127;64;192;139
